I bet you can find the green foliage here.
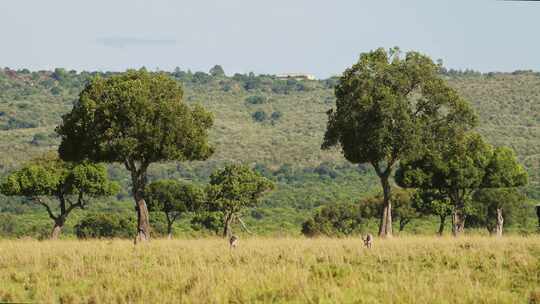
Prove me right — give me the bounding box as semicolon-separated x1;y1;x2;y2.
75;213;135;238
209;65;225;77
396;132;528;235
0;66;539;236
301;203;363;237
356;188;419;231
190;211;223;235
468;188;528;233
396;133;493;193
245;95;267;105
322;47;476;166
1;155;118;203
56;69;214;239
146;180;204;215
322;47;477;236
252;110;268;122
1;117;37;130
396;133;528;203
411;189;453;234
57;69;214;165
270;111;282;121
483;147;528;188
0;154;118;238
146;179;205;236
206;164;274;236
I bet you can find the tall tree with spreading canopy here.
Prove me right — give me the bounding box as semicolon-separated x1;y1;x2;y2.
0;154;118;239
396;133;528;236
146;179;205;239
56;69;214;242
206;164;274;237
322;47;476;237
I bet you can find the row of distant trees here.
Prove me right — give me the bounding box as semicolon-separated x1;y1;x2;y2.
0;70;273;240
302;186;528;237
0;47;530;241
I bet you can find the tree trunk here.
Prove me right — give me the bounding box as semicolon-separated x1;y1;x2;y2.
452;207;465;237
399;219;407;232
438;215;446;236
127;161;151;244
495;208;504;237
134;191;151;243
223;213;233;238
378;177;393;238
51;218;64;239
167;218;173;240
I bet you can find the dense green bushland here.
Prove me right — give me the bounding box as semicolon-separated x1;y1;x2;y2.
0;67;539;237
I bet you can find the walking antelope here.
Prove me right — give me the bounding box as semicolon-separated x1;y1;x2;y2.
363;233;373;249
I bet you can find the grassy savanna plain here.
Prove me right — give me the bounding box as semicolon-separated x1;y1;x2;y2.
1;237;539;304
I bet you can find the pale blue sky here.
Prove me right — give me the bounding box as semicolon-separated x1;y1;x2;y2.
1;0;539;78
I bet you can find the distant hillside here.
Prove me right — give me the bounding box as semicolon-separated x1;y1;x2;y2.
0;67;539;201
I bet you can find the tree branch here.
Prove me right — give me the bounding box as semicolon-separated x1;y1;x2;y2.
65;192;85;215
34;197;57;220
371;162;383;177
237;217;253;234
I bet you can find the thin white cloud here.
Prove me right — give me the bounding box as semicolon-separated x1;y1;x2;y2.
96;37;177;48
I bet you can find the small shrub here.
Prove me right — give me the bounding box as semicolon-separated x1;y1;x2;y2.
191;212;223;235
301;203;363;237
75;213;135;239
245;95;267;105
252;110;268;122
270;111;282;121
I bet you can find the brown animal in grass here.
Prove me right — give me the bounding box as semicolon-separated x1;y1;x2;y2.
229;235;238;249
363;233;373;249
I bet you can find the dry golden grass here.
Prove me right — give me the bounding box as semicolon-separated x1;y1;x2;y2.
0;236;539;303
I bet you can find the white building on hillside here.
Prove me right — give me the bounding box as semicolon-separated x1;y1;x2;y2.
276;73;316;81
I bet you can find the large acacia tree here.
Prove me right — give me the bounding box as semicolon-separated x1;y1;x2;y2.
322;47;476;237
0;155;118;239
56;69;214;242
396;133;528;236
146;179;205;239
206;164;274;237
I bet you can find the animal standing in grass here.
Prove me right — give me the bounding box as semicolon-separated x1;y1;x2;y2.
229;235;239;249
363;234;373;249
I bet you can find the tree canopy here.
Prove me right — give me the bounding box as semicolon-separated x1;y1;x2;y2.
146;179;205;238
57;69;214;165
206;164;274;237
56;69;214;242
469;188;527;236
411;189;453;235
0;154;118;238
301;203;363;237
209;65;225;77
322;47;477;237
357;188;418;232
396;132;528;236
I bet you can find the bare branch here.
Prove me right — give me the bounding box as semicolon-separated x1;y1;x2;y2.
65;192;85;215
237;217;253;234
34;197;57;220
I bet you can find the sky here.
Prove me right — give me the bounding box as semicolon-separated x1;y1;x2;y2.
1;0;539;78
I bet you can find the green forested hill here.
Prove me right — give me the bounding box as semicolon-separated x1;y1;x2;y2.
0;67;539;236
